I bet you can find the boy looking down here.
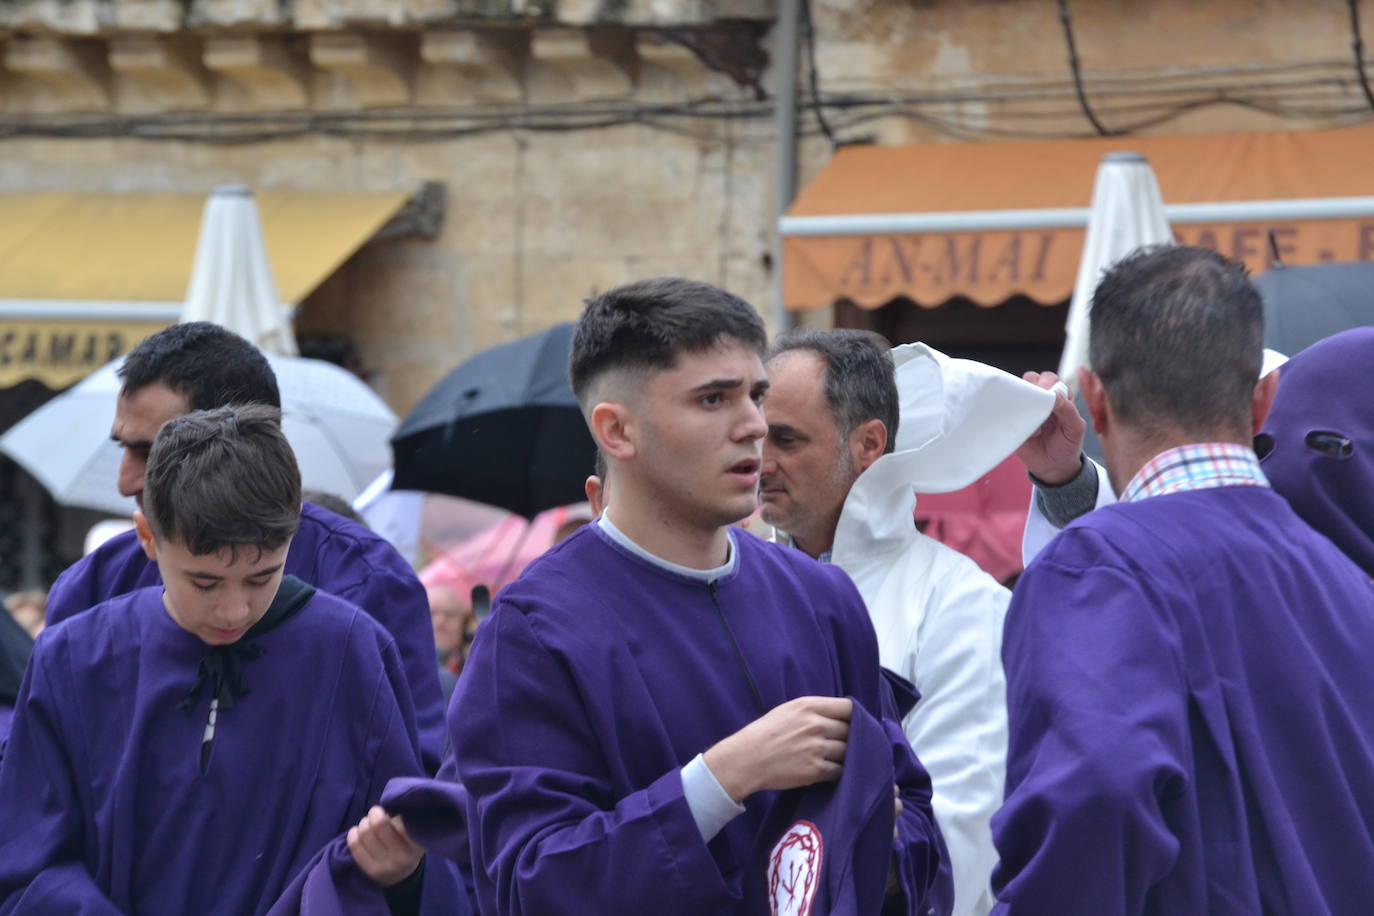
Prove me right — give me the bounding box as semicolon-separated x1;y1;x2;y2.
0;405;427;914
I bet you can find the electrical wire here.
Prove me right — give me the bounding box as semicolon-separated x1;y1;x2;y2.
1057;0;1115;136
0;58;1371;144
1348;0;1374;110
799;0;837;145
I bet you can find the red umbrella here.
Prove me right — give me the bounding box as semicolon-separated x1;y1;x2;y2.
419;504;592;596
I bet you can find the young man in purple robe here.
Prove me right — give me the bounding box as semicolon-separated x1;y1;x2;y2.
992;246;1374;914
0;405;431;914
448;278;951;916
43;322;446;773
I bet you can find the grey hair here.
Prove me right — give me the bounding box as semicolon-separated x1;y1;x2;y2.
768;329;899;455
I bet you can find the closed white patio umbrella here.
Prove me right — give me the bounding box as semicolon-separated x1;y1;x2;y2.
1058;152;1173;390
180;185;297;357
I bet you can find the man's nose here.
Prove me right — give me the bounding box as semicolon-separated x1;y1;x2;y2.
116;451;146;500
737;399;767;441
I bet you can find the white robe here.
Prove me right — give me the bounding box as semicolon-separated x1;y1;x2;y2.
1020;458;1114;566
774;342;1055;916
829;447;1010;916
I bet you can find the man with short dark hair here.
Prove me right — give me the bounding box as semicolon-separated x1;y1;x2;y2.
992;246;1374;913
450;278;951;915
0;405;431;912
761;330;1015;916
44;322;446;773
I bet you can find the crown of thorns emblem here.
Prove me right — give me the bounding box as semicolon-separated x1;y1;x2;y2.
767;820;823;916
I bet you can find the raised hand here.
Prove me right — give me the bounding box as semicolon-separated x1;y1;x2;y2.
1015;370;1087;486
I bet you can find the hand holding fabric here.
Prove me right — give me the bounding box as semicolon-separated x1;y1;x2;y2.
703;696;852;802
1014;370;1086;486
347;807;423;888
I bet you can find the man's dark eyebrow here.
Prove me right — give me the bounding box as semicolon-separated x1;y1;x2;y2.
689;377;744;393
768;423;805;438
111;433;154;451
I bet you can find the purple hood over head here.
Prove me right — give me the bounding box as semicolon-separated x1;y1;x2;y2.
1259;327;1374;577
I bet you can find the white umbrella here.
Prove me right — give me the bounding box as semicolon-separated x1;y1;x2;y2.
181;185;298;357
0;353;397;516
1058;152;1173;390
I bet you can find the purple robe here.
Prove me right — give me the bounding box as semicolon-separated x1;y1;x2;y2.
1259;327;1374;577
993;486;1374;914
0;608;32;753
45;501;446;772
266;779;473;916
0;585;424;914
451;525;951;915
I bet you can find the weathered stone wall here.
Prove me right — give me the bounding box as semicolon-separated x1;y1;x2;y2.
2;0;1372;411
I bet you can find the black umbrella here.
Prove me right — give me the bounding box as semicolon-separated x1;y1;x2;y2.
1252;261;1374;357
391;323;596;519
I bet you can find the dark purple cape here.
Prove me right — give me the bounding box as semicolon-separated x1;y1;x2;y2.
994;486;1374;914
1260;326;1374;577
451;525;951;915
44;501;446;772
0;586;425;914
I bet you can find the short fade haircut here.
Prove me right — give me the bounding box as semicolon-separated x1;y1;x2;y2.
768;329;899;455
1089;246;1262;439
144;404;301;556
569;277;768;406
119;322;281;410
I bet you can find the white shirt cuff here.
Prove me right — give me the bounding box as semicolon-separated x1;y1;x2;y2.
681;753;746;841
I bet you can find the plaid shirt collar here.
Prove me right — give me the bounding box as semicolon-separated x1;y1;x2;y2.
1120;442;1270;504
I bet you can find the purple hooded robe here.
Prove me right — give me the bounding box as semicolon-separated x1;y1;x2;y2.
1259;326;1374;578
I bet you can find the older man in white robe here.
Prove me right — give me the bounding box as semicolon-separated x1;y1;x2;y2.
760;331;1053;916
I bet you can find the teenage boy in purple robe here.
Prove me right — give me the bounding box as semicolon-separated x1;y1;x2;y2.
448;277;951;915
992;246;1374;914
43;322;446;773
0;405;431;914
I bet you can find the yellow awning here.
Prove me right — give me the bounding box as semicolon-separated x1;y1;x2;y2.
0;189;410;304
0;189;411;388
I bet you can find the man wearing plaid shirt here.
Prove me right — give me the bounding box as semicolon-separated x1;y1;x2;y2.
990;246;1374;915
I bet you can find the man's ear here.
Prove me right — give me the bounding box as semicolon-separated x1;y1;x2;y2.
1079;367;1111;436
1251;367;1280;435
590;402;636;462
132;510;158;562
849;418;889;475
585;475;605;517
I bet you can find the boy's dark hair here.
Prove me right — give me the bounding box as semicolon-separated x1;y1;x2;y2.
1089;245;1262;440
768;329;899;456
119;322;281;410
144;404;301;556
569;277;767;405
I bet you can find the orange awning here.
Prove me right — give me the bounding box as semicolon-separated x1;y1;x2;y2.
783;126;1374;309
